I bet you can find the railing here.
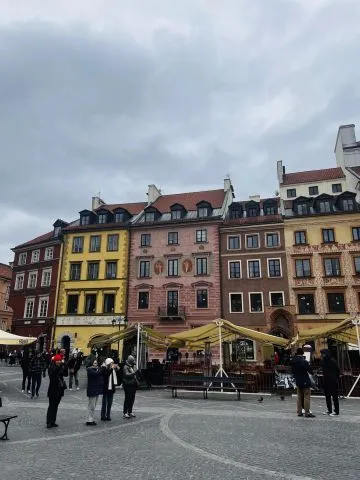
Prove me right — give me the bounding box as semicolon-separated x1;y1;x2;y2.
157;306;186;320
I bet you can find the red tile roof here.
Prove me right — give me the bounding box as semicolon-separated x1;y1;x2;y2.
13;231;55;250
0;263;12;279
282;167;344;185
99;202;147;215
152;189;225;212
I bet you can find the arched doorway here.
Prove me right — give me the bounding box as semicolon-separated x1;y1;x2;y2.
269;309;294;339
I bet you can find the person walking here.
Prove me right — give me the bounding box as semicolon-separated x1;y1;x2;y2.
101;358;119;421
29;351;47;399
20;351;32;394
68;352;82;391
123;355;139;419
321;349;340;416
291;347;315;418
46;354;68;428
86;359;104;426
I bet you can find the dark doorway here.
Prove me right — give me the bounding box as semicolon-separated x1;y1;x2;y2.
61;335;71;359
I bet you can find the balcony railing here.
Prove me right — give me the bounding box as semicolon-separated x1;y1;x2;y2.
158;306;186;320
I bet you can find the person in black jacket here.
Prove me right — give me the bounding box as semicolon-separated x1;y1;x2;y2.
68;352;82;391
320;349;340;416
86;359;104;425
20;351;32;394
29;351;47;399
291;347;315;418
122;355;139;419
101;358;119;421
46;354;68;428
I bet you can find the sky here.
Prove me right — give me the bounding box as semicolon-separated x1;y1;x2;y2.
1;0;360;263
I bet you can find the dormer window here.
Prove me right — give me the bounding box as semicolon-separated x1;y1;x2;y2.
318;201;331;213
297;203;308;215
264;204;277;215
54;226;61;237
171;210;182;220
145;212;155;222
342;198;354;211
230;208;242;219
98;213;107;224
198;207;208;218
81;215;90;226
246;202;260;217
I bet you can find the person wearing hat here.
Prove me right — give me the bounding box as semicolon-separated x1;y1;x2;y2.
122;355;139;419
320;349;340;416
46;354;68;428
101;358;119;421
291;347;315;418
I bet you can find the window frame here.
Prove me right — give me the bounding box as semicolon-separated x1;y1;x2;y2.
105;261;118;279
44;247;54;261
72;236;84;253
298;293;315;315
168;232;179;245
323;257;341;277
332;183;342;193
227;235;241;250
249;292;264;313
103;293;115;313
24;297;35;319
196;229;207;243
167;258;179;277
228;260;241;279
15;273;25;290
322;228;335;244
269;291;285;307
85;294;97;314
196;257;208;276
229;292;244;313
267;258;282;278
287;188;296;198
266;232;280;248
67;294;79;315
245;233;260;249
87;262;100;280
352;227;360;241
247;259;261;278
69;263;82;281
138;291;150;310
139;260;151;278
18;252;27;265
27;271;38;289
89;235;101;253
31;249;40;263
140;233;151;247
41;268;52;287
196;289;209;309
38;296;49;318
107;234;119;252
294;230;307;245
327;292;346;314
354;256;360;274
295;258;312;278
144;211;155;222
308;186;319;196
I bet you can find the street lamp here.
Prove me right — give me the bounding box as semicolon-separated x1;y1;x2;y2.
112;316;128;358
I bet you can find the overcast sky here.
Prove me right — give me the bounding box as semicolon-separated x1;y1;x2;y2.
1;0;360;263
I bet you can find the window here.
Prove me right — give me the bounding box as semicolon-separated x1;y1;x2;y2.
268;259;281;277
354;257;360;274
322;229;335;243
248;260;261;278
327;293;345;313
266;233;279;247
167;259;179;277
295;259;311;277
198;207;208;218
15;273;24;290
168;232;178;245
38;297;49;317
98;213;107;224
296;203;308;215
246;235;259;249
31;250;40;263
247;207;259;217
138;291;149;309
24;298;35;318
67;294;79;314
196;257;208;275
144;212;155;222
80;215;90;226
287;189;296;198
69;263;81;281
229;207;242;219
115;212;125;223
171;210;182;220
72;237;84;253
249;293;263;312
270;292;284;307
227;236;239;250
54;226;62;237
107;234;119;251
264;205;277;215
332;183;342;193
298;294;315;314
319;201;331;213
87;262;99;280
27;271;38;289
196;289;208;308
352;227;360;241
18;252;27;265
85;294;97;314
324;258;341;277
89;235;101;252
342;198;354;211
139;260;151;278
44;247;54;260
196;229;207;243
103;294;115;313
229;293;243;313
106;261;117;279
167;290;179;315
41;268;52;287
295;231;307;245
229;261;241;279
309;186;319;196
141;234;151;247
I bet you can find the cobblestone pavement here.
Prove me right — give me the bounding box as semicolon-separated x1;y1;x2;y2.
1;364;360;480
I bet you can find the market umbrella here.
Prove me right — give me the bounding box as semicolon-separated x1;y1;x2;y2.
0;329;37;346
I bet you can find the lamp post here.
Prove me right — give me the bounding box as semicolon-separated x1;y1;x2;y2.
112;316;128;359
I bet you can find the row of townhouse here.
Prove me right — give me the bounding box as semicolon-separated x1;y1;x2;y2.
7;123;360;359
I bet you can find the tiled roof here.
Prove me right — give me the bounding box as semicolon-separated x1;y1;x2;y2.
152;189;225;212
0;263;12;279
97;202;147;215
281;167;345;185
13;231;55;250
223;214;283;226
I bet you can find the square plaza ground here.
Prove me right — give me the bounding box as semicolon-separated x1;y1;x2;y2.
0;364;359;480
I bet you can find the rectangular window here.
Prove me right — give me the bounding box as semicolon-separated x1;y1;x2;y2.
168;232;178;245
324;258;341;277
107;234;119;251
171;210;182;220
309;186;319;196
24;298;35;318
141;234;151;247
196;289;208;308
295;231;307;245
31;250;40;263
298;294;315;314
270;292;284;307
268;259;281;277
18;252;27;265
295;259;311;277
229;293;243;313
354;257;360;274
69;263;81;281
249;293;263;312
15;273;24;290
322;229;335;243
106;261;117;279
248;260;261;278
228;236;240;250
196;257;208;275
145;212;155;222
103;293;115;313
332;183;342;193
167;290;179;315
27;271;38;289
327;293;345;313
72;237;84;253
41;268;52;287
352;227;360;241
266;233;279;247
342;198;354;211
138;291;149;310
81;215;90;225
167;259;179;277
246;235;259;249
139;260;151;278
229;261;241;279
89;235;101;252
98;213;107;224
319;201;331;213
38;297;49;318
87;262;99;280
196;229;207;243
198;207;208;218
67;294;79;314
287;188;296;198
85;294;97;314
44;247;54;261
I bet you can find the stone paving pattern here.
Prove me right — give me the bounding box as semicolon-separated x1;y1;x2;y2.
1;364;359;480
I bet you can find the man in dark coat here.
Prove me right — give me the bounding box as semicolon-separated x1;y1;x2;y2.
321;349;340;416
46;354;68;428
291;347;315;418
122;355;139;419
29;351;47;399
20;351;32;394
68;352;82;390
86;359;104;425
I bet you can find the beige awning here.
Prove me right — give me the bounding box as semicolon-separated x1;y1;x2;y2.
0;329;37;346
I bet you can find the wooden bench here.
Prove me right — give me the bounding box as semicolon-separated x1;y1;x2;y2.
168;375;245;400
0;414;18;441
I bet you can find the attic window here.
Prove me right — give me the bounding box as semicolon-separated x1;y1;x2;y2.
171;210;182;220
145;212;155;222
98;213;107;224
247;206;259;217
296;203;308;215
318;201;331;213
54;226;61;237
342;198;354;211
81;215;90;226
229;208;242;219
115;212;125;222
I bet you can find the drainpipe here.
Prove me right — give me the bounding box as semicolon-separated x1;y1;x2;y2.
218;221;224;319
52;239;64;350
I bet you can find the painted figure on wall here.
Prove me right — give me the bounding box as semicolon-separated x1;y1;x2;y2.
182;259;193;273
154;261;164;275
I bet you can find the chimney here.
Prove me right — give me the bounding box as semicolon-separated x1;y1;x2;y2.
338;124;356;148
92;196;105;211
277;160;284;184
147;184;161;203
224;176;232;192
249;194;260;203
